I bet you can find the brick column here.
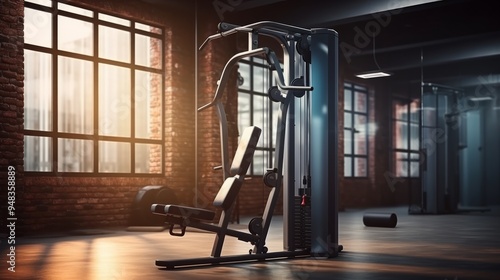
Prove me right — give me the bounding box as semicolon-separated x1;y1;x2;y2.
195;7;239;210
0;0;24;232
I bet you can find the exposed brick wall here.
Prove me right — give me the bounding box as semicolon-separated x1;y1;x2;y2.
195;7;239;211
21;177;167;232
0;0;24;233
164;17;196;206
10;0;197;234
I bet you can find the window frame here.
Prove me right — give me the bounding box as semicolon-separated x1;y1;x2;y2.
391;97;421;178
23;0;165;176
237;57;277;176
343;82;370;178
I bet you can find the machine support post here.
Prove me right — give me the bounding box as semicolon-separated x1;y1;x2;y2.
309;28;339;257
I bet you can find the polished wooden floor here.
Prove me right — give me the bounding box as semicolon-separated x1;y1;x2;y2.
2;206;499;280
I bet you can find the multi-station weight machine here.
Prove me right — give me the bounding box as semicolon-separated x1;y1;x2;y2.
151;21;341;269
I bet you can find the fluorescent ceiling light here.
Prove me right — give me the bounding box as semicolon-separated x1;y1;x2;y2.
355;71;392;79
469;96;493;101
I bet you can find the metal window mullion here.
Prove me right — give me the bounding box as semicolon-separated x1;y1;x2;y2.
249;58;255;175
52;1;58;174
161;26;166;176
350;90;355;177
130;28;136;174
366;90;369;177
93;11;99;174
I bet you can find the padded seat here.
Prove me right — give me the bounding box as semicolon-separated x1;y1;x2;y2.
151;204;215;221
151;126;261;241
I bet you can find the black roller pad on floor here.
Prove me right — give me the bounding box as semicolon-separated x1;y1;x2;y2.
363;212;398;228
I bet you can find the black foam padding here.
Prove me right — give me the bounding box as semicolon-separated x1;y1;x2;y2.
230;126;261;176
213;176;243;210
151;204;215;221
363;212;397;228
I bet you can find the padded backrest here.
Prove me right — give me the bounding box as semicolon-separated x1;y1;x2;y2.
213;176;243;209
229;126;262;176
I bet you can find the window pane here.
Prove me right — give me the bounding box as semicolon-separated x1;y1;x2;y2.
253;65;266;92
25;8;52;47
344;156;352;177
99;64;131;137
354;91;367;113
393;100;409;120
253;95;269;148
58;138;93;172
395;152;408;177
238;93;251;135
238;63;251;91
99;26;130;62
410;123;420;150
271;101;279;146
344;129;352;155
344;112;352;128
135;34;162;69
344;88;352;111
354;114;367;155
24;50;52;131
26;0;51;6
24;136;52;172
58;16;93;55
410;161;420;177
58;3;93;17
58;56;93;134
135;70;162;139
253;150;265;176
410;100;420;123
135;22;161;33
135;143;162;174
99;141;131;172
394;121;408;149
354;157;367;176
99;13;130;26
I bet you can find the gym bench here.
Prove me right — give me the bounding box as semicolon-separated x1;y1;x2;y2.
151;126;264;267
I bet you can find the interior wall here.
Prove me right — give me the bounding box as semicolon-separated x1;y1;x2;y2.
483;97;500;205
11;0;198;234
0;0;25;234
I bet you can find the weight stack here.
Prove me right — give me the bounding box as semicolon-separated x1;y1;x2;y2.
293;195;311;250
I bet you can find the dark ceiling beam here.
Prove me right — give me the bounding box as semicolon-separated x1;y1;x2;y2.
348;32;500;73
225;0;447;27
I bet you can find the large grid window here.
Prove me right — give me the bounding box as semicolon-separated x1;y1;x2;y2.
24;0;164;175
392;99;420;177
344;82;369;177
237;57;279;176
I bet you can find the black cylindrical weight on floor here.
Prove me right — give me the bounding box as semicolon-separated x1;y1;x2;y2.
363;212;397;228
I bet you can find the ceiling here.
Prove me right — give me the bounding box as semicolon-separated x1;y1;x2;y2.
224;0;500;93
144;0;500;96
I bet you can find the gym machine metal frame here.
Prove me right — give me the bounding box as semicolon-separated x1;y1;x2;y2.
153;21;340;269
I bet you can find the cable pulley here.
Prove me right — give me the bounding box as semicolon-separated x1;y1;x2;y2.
290;77;306;98
268;86;284;103
263;169;278;188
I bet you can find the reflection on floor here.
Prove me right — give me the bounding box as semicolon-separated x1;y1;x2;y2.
2;206;500;280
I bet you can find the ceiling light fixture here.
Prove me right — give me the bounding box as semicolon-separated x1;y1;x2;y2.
469;96;493;101
355;33;392;79
355;71;392;79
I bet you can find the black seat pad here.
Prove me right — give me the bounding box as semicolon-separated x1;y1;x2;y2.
151;204;215;221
